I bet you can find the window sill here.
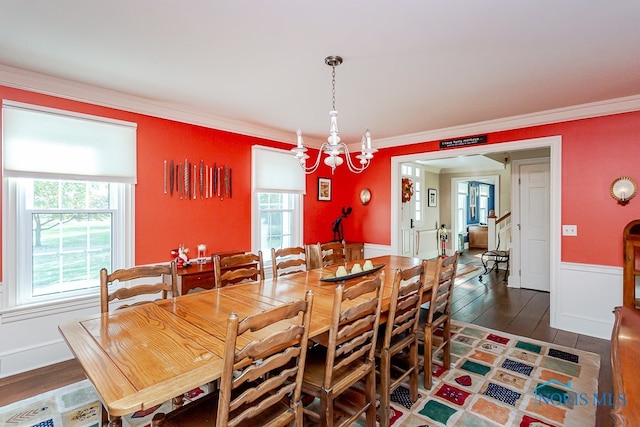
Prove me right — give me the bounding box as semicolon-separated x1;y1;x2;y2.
0;294;100;323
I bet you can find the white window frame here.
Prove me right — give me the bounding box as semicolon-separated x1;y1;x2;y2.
2;179;134;316
1;102;135;319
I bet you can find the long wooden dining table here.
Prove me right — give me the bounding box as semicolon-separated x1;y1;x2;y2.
58;254;431;425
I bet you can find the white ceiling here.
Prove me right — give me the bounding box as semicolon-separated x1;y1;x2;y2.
1;1;639;148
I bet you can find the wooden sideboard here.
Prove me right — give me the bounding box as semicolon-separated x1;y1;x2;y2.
468;225;488;249
623;220;640;309
177;262;215;294
345;242;364;261
176;250;245;294
611;306;640;425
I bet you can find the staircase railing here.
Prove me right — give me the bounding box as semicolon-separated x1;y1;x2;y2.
487;211;511;250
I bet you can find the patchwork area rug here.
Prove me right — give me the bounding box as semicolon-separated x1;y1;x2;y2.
0;380;211;427
389;321;601;427
0;321;600;427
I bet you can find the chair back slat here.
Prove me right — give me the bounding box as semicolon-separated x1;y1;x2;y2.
317;241;346;267
214;251;264;287
271;246;308;277
322;272;384;389
427;254;459;324
100;262;178;313
218;291;313;427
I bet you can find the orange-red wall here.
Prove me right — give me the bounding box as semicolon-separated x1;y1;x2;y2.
0;85;334;275
351;111;640;267
2;84;640;275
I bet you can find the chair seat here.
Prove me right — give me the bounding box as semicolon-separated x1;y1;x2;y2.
302;345;373;397
161;392;296;427
480;249;510;282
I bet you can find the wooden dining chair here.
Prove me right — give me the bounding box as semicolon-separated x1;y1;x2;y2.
159;291;314;427
418;251;460;389
375;261;427;427
317;240;346;267
100;262;179;313
301;272;384;427
213;251;264;288
100;261;179;425
271;246;308;277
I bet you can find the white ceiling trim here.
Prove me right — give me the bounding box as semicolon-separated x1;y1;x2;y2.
1;63;639;150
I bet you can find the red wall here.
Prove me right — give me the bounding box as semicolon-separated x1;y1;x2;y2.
354;112;640;267
2;84;640;275
0;85;335;276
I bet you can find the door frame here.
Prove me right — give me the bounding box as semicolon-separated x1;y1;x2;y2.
390;135;562;327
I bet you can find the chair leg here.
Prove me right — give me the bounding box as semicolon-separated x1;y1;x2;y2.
424;326;433;390
442;321;451;371
379;351;391;427
321;388;334;427
365;367;377;427
409;340;419;402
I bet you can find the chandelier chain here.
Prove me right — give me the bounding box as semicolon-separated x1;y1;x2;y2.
331;65;337;112
292;55;377;174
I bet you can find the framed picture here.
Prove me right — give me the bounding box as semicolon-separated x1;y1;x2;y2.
428;188;437;207
318;177;332;201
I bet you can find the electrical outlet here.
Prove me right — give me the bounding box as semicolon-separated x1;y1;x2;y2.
562;225;577;236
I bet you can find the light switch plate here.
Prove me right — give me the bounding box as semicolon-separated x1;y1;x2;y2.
562;225;577;236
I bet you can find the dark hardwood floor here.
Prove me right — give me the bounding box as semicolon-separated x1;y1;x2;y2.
0;249;613;426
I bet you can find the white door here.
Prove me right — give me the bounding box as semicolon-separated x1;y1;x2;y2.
519;161;550;291
400;199;416;256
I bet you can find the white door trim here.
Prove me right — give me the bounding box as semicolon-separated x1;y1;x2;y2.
390;135;562;328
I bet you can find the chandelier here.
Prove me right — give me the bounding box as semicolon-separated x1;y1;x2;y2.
291;55;377;174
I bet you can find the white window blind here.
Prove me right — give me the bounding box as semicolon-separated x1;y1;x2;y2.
252;146;305;193
2;101;137;183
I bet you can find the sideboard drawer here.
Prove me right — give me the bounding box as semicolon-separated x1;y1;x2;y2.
180;271;215;294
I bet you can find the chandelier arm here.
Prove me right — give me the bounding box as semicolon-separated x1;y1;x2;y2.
300;142;328;174
339;142;369;173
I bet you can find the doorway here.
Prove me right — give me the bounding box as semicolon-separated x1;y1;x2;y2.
390;135;561;326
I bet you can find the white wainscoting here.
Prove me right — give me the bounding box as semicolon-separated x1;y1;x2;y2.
363;243;392;259
555;262;622;340
0;256;619;378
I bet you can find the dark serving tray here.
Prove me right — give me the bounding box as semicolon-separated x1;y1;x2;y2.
320;264;385;283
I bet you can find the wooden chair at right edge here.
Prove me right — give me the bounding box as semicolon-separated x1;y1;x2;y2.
375;260;428;427
160;291;314;427
418;251;460;389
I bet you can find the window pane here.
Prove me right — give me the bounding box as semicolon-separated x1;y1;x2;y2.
32;212;112;297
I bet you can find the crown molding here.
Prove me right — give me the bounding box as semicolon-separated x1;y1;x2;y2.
375;94;640;149
0;64;293;144
1;63;639;150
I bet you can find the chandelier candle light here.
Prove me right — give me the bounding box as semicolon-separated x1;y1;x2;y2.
292;55;377;174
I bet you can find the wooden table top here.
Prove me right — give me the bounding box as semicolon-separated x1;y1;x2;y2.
58;254;427;417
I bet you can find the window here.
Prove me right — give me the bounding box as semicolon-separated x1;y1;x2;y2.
252;147;305;268
11;179;126;305
257;193;301;259
2;101;136;309
479;184;490;224
401;164;422;224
